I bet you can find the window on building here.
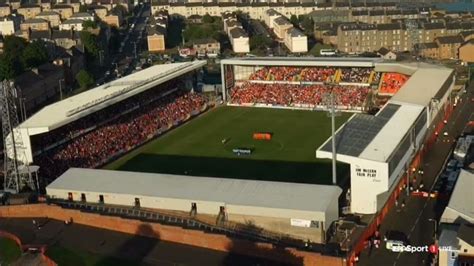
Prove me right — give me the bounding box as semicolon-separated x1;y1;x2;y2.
99;195;104;204
68;192;73;201
310;221;319;228
81;193;86;202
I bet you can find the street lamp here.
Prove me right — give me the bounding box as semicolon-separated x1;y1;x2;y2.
428;218;437;243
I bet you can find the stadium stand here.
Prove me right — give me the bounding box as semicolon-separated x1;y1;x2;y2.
340;67;373;83
249;67;337;82
35;88;206;180
229;83;369;109
379;73;410;95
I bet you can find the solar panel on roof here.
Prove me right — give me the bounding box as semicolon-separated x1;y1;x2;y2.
321;104;400;157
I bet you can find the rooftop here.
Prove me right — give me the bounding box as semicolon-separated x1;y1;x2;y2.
458;224;474;247
18;61;206;134
436;35;464;44
229;27;247;38
221;57;382;68
47;168;342;217
287;27;305;37
444;170;474;222
389;64;453;107
319;103;424;162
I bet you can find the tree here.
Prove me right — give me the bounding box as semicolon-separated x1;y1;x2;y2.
75;70;94;89
0;54;23;81
202;14;214;24
3;35;28;57
290;15;299;27
82;20;98;29
250;35;272;50
301;16;314;35
80;31;100;60
21;40;49;69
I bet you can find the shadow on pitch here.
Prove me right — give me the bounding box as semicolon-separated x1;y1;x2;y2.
117;153;349;185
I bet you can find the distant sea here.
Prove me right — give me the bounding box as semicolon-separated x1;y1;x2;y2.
436;2;474;12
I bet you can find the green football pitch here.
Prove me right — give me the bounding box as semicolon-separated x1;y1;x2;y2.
105;106;352;185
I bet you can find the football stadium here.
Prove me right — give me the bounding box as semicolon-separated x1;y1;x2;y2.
9;57;454;248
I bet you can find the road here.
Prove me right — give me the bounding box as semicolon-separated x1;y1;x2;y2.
358;82;474;266
97;4;149;85
0;218;288;266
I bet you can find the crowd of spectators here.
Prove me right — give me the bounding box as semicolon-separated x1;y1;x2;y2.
340;68;373;83
35;89;207;180
249;67;336;82
230;82;370;109
248;66;376;84
379;73;409;95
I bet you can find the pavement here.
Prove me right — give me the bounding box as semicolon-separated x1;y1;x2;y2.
357;82;474;266
0;218;290;266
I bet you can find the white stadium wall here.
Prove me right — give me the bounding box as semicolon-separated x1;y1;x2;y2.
350;159;389;214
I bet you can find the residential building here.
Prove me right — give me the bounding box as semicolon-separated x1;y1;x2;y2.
376;23;403;51
368;9;386;24
435;35;464;59
187;14;202;24
460;30;474;42
20;18;50;32
308;9;351;24
416;42;440;59
36;11;61;28
70;12;95;21
89;5;107;20
67;0;81;13
229;27;249;53
439;224;474;266
263;9;280;29
377;47;397;60
17;4;42;20
422;22;446;43
224;19;242;36
103;11;122;27
336;22;377;54
284;27;308;53
52;4;74;20
40;0;52;11
273;16;292;39
8;0;20;11
54;47;84;87
0;4;11;17
52;29;81;50
147;25;165;52
0;16;17;35
459;39;474;63
14;63;65;114
192;38;220;56
438;170;474;266
59;19;84;31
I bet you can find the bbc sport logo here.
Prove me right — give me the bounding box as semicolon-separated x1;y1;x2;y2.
390;244;452;253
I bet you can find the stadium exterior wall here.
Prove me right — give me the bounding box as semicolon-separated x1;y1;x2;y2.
46;186;339;243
